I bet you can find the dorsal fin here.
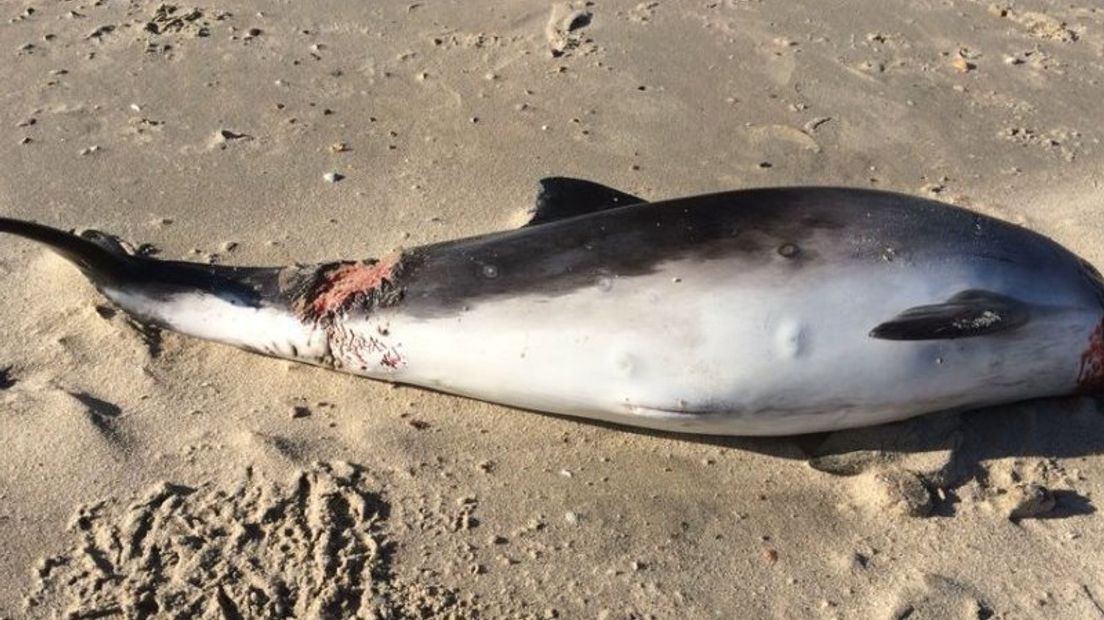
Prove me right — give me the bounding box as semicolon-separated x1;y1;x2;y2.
525;177;646;227
869;289;1030;340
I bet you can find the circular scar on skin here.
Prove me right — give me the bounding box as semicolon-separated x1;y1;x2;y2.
615;352;637;377
775;320;808;359
777;243;800;259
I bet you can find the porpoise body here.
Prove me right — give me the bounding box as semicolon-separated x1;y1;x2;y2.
3;179;1102;435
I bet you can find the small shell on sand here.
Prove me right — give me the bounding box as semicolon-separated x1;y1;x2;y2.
952;56;975;72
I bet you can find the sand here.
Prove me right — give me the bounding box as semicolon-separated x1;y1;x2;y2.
2;0;1104;617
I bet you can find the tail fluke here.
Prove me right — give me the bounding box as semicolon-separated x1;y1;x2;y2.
0;217;328;361
0;217;137;286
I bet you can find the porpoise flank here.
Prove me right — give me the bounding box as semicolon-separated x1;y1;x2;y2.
2;178;1102;435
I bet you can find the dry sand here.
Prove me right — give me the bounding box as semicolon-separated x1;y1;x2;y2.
2;0;1104;618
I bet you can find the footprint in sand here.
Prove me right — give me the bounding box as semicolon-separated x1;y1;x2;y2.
24;462;474;619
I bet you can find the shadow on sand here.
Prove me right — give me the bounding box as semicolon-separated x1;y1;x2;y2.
548;395;1104;519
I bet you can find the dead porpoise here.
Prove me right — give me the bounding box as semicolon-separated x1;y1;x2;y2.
2;178;1102;435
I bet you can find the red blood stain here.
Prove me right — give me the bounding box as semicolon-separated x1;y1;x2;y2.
1077;320;1104;393
308;254;401;320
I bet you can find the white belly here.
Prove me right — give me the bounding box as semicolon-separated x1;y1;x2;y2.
335;259;1092;435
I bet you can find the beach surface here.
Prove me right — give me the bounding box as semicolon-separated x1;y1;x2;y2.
2;0;1104;617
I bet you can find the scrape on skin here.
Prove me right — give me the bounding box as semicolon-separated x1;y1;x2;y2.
283;251;410;372
329;320;406;371
292;251;406;323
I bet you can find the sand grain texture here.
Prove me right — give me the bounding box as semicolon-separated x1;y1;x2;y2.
3;0;1104;617
24;463;474;619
